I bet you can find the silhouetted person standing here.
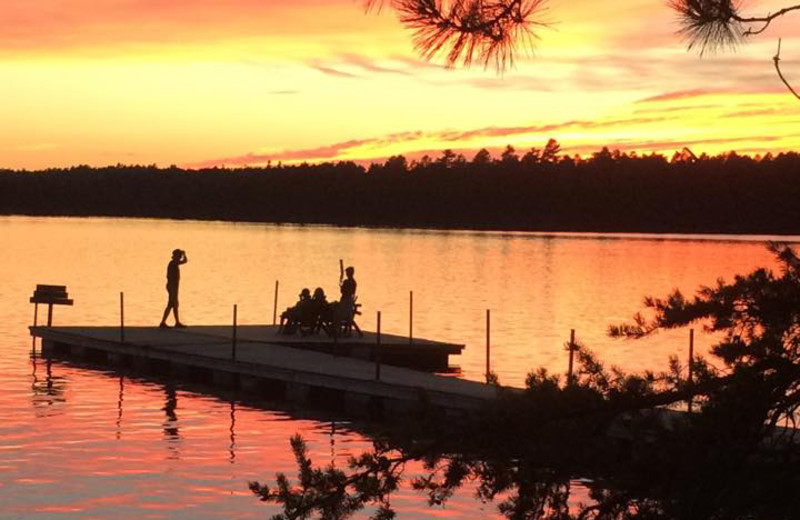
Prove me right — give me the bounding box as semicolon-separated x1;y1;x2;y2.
338;266;362;336
160;249;188;328
340;266;357;306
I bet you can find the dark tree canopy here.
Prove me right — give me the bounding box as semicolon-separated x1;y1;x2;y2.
5;148;800;234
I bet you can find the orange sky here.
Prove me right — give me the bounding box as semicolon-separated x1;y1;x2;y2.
2;0;800;169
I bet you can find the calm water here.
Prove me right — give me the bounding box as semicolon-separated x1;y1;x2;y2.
0;216;793;518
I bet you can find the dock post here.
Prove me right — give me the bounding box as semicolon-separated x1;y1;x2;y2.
688;328;694;413
120;292;125;343
272;280;279;325
409;291;413;344
31;303;39;352
567;329;576;385
375;311;382;381
47;303;53;327
232;304;238;361
485;309;491;383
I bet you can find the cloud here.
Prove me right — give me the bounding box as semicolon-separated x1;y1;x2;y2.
457;76;554;91
637;89;720;103
311;65;360;78
185;139;372;168
721;108;782;118
564;135;782;157
182;114;705;169
305;53;423;80
185;131;426;168
633;104;719;115
339;53;412;75
436;116;670;143
636;81;787;105
388;55;448;70
0;0;360;53
185;100;799;170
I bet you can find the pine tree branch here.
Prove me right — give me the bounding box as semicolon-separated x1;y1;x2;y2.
364;0;548;70
737;4;800;36
773;39;800;101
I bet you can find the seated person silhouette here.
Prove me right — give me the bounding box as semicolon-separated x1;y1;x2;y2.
279;288;312;334
311;287;335;335
160;249;188;328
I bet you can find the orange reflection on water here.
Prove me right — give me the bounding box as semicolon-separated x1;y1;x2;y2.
1;216;796;519
2;216;789;385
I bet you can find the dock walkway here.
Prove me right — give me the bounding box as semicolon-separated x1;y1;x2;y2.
31;325;496;416
231;325;463;371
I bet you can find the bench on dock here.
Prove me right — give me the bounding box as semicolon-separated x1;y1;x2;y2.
30;284;73;326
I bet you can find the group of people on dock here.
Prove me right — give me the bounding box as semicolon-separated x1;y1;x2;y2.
279;266;360;337
157;248;360;336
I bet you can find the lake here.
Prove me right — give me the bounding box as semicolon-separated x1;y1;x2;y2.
0;216;792;518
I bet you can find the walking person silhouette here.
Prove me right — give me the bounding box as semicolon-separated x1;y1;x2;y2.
160;249;188;328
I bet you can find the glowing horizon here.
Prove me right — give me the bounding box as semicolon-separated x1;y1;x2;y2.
3;0;800;170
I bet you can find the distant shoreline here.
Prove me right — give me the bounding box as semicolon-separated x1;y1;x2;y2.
2;153;799;235
5;214;800;246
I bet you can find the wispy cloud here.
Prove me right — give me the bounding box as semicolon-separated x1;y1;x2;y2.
633;104;719;115
582;135;782;154
339;53;412;75
307;53;423;80
311;65;360;78
637;89;720;103
185;140;371;168
0;0;363;53
721;108;783;118
186;103;796;169
185;131;425;168
437;116;670;143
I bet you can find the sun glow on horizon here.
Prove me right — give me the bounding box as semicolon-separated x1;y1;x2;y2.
2;0;799;170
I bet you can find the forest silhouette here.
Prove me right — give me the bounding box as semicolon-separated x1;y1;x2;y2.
3;142;799;234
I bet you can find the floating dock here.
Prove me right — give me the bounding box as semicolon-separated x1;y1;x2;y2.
263;326;463;371
30;325;496;418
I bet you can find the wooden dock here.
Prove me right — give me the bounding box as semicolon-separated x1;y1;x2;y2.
255;325;462;371
30;325;496;418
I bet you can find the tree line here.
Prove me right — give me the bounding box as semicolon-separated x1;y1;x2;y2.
2;142;800;234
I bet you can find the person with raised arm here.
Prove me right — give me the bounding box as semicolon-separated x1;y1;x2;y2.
338;261;361;336
340;264;357;307
159;248;188;328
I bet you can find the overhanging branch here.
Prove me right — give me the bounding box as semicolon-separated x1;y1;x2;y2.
773;39;800;101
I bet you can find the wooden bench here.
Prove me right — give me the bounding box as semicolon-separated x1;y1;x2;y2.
30;284;73;326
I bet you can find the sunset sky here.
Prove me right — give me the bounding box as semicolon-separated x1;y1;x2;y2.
3;0;800;169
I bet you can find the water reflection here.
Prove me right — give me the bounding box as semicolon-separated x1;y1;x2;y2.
116;376;124;440
330;420;336;466
163;383;181;460
30;353;66;415
4;216;799;519
229;401;236;465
